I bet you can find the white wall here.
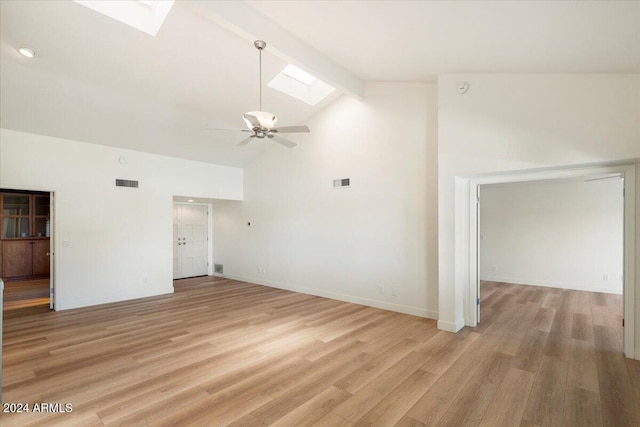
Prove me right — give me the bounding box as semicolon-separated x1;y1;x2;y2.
212;82;439;318
0;128;243;310
480;179;624;293
437;73;640;356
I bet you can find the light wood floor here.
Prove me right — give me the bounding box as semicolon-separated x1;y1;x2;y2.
2;278;50;313
1;278;639;426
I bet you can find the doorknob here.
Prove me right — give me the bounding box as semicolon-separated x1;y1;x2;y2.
46;252;50;256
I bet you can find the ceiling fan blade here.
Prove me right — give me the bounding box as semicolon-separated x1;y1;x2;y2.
242;113;261;129
271;125;310;133
237;136;254;146
270;134;297;148
206;127;251;132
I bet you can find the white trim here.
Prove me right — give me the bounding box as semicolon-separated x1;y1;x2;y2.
49;191;55;310
437;318;466;333
59;288;174;311
624;166;636;359
461;160;637;359
0;184;58;311
207;203;214;276
480;275;623;295
226;274;438;320
172;202;210;280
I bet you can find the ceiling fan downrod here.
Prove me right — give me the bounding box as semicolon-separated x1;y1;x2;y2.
206;39;308;148
254;40;266;112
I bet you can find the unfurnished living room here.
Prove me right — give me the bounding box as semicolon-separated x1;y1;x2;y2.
1;1;639;426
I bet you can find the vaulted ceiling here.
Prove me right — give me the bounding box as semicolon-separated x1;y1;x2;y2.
1;1;638;167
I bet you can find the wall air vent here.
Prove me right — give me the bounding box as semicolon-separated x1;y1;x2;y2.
333;178;350;188
214;264;223;274
115;179;139;188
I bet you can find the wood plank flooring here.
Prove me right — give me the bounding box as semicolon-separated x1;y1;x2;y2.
2;278;50;312
1;278;639;426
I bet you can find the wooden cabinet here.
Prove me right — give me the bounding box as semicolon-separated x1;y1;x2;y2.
0;192;50;279
33;240;51;276
1;193;50;239
2;240;32;277
0;240;50;278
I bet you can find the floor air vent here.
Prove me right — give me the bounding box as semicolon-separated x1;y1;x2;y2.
115;179;139;188
214;264;223;274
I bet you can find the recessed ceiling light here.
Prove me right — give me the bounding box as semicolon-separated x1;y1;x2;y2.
18;46;35;58
187;199;194;203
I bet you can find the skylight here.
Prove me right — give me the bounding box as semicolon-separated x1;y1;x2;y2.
74;0;174;36
281;65;317;86
268;64;335;106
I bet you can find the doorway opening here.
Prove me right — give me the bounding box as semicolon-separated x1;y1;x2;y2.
0;189;54;314
173;202;210;280
462;162;636;359
478;175;624;320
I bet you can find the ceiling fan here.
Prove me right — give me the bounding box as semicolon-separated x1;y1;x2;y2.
208;40;310;148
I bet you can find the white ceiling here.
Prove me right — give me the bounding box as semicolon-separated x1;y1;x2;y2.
1;1;638;167
249;0;640;80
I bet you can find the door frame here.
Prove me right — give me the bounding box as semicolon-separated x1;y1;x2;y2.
460;161;636;359
172;202;212;279
0;185;57;311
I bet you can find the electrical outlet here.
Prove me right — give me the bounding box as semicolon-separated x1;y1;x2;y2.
391;288;398;297
603;274;609;281
492;265;498;272
378;285;384;294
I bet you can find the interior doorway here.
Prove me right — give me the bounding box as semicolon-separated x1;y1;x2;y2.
475;173;627;323
0;189;54;312
173;203;209;280
463;162;636;359
478;175;624;321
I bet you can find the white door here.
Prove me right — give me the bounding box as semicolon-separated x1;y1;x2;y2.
476;185;481;324
49;191;54;310
173;204;208;279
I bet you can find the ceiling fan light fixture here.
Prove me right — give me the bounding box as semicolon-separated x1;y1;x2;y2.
243;111;278;131
207;39;309;148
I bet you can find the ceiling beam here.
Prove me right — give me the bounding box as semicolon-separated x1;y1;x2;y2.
181;0;364;100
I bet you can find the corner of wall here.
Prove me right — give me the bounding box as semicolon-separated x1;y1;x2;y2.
437;318;465;333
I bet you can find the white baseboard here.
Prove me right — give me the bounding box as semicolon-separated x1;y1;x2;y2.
437;318;465;333
226;274;438;320
59;286;174;311
480;275;622;295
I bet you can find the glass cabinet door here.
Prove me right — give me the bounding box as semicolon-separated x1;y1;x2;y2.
3;195;30;215
34;196;50;216
34;218;49;238
33;195;50;237
2;194;31;238
2;217;31;238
